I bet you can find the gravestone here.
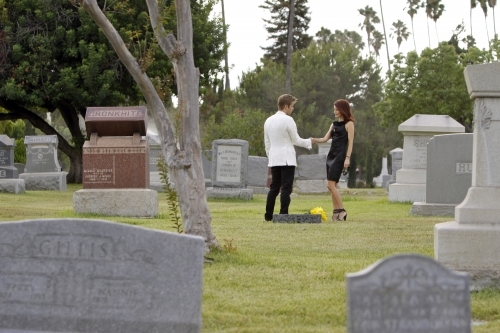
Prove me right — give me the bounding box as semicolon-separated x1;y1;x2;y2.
317;139;331;155
389;115;464;202
202;150;212;188
295;154;329;193
19;135;67;191
435;62;500;289
0;218;204;333
387;148;403;188
373;157;391;188
147;133;164;192
411;133;473;216
0;135;25;194
74;106;158;217
206;139;253;200
347;253;471;333
247;156;269;194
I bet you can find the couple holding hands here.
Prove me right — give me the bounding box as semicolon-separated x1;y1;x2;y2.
264;94;354;222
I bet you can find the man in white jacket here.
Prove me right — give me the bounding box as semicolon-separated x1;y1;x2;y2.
264;94;312;221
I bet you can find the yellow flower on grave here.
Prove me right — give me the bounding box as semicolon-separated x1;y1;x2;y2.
310;207;327;221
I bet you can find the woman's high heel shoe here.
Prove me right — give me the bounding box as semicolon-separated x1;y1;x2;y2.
332;209;340;221
337;208;347;221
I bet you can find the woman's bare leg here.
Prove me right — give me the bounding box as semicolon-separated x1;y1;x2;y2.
327;180;343;209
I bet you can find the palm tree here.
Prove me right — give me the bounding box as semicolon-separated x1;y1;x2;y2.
479;0;491;41
370;30;385;57
390;20;411;52
379;0;391;71
429;0;445;43
358;6;380;56
221;0;230;90
405;0;422;51
488;0;497;36
471;0;478;38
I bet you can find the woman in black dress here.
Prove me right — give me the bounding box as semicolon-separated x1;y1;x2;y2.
312;99;354;221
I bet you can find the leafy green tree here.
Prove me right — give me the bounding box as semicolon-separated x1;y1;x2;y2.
373;43;494;132
0;0;225;183
202;109;268;156
234;29;397;186
260;0;312;65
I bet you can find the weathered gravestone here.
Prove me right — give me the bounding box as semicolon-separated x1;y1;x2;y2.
0;135;25;194
147;133;164;192
0;218;204;333
411;133;473;216
346;253;471;333
19;135;67;191
387;148;403;188
206;139;253;200
295;155;329;193
435;62;500;289
74;106;158;217
373;157;391;188
389;115;464;202
247;156;269;194
202;150;212;188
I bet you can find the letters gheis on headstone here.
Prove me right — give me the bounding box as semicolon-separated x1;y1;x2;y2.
346;253;471;333
0;218;204;333
82;106;149;189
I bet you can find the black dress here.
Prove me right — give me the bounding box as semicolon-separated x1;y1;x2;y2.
326;121;349;182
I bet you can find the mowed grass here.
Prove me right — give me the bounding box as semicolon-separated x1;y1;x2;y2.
1;185;499;332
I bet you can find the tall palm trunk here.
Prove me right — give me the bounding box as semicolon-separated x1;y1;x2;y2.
411;18;417;51
285;0;295;94
379;0;391;72
221;0;230;90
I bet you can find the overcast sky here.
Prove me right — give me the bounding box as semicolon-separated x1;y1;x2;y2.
215;0;496;88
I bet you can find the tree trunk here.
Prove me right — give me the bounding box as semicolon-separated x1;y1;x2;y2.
81;0;218;251
285;0;295;94
221;0;230;90
379;0;391;72
0;98;82;183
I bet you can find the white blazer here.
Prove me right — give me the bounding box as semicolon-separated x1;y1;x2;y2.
264;111;312;167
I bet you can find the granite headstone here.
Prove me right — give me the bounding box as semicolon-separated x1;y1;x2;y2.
0;135;25;194
435;62;500;289
389;115;464;202
20;135;66;191
247;156;269;194
0;218;204;333
411;133;473;216
0;135;18;179
347;253;471;333
206;139;252;200
296;154;329;193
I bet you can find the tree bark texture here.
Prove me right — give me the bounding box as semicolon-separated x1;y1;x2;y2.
81;0;218;251
285;0;295;94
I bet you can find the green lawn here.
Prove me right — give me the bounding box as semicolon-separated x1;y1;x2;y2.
1;185;499;332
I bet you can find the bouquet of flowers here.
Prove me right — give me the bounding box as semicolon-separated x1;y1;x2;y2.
310;207;327;221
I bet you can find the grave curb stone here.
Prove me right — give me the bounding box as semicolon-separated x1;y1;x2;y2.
0;179;25;194
272;214;322;223
19;172;67;191
73;189;158;217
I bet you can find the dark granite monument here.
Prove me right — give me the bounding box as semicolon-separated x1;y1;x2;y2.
82;106;150;189
0;135;25;194
74;106;158;217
